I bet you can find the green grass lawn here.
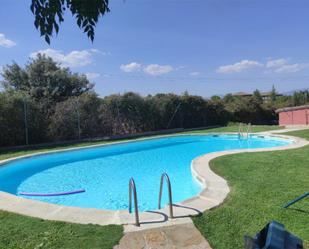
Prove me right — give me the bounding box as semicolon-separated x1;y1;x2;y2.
0;211;123;249
281;128;309;141
193;129;309;249
0;125;284;248
185;125;283;134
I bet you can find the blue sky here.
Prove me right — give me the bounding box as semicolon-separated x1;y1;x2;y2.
1;0;309;97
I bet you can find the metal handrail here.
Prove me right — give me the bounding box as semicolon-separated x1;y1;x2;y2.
238;123;243;137
158;173;173;218
239;123;252;138
128;178;140;226
246;123;252;138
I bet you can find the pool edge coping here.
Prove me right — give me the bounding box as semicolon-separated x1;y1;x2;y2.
0;131;290;166
188;133;309;213
0;131;308;228
0;132;238;166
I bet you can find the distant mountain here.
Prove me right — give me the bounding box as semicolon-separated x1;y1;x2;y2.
281;88;309;96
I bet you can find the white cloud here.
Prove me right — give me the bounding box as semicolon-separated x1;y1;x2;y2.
0;33;16;48
189;72;200;76
175;65;186;70
273;63;309;73
120;62;142;72
216;60;263;73
90;49;111;56
143;64;173;76
30;48;99;67
266;58;309;73
120;62;174;76
266;58;288;69
85;72;100;79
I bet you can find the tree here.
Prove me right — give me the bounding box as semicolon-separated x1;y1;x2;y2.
205;100;230;126
151;93;182;129
269;85;277;103
0;92;47;146
1;54;92;106
48;92;102;141
211;95;221;102
223;93;235;104
179;94;206;128
252;89;263;104
102;92;154;134
292;90;309;106
0;92;26;146
30;0;110;44
225;96;275;124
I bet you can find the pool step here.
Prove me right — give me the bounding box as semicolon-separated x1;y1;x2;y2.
114;222;211;249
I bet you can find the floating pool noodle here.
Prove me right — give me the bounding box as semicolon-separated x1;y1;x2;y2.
19;189;85;197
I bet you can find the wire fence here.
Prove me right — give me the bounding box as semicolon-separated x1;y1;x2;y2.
0;97;224;149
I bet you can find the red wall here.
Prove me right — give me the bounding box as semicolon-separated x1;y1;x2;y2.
279;108;309;126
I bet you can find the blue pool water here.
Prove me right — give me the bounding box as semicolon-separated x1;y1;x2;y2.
0;134;292;211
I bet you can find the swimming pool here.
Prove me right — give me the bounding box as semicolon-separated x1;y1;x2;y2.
0;134;292;211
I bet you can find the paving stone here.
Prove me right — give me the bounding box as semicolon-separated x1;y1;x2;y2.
115;223;211;249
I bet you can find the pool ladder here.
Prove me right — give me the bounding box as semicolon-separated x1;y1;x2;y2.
158;173;174;219
128;178;140;226
128;173;174;226
238;123;251;138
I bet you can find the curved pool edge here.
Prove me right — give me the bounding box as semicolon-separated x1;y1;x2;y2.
0;132;307;227
188;133;309;213
0;134;180;167
0;132;251;167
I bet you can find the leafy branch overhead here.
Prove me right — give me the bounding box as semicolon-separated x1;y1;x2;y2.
30;0;110;44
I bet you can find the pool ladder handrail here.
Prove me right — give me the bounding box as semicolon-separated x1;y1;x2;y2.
238;122;243;137
128;178;140;226
246;123;252;138
239;123;251;139
158;173;174;218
